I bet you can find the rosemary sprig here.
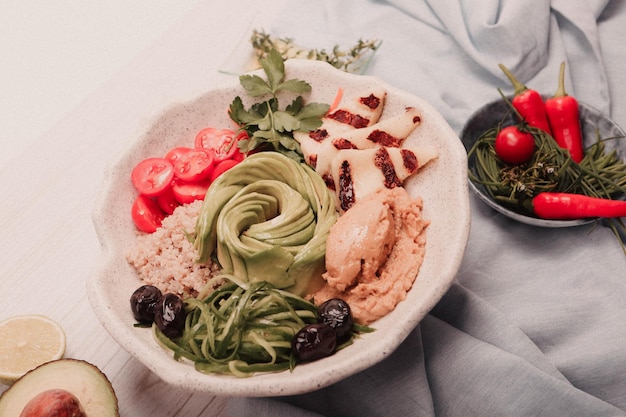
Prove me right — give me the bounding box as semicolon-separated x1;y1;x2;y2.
250;29;381;73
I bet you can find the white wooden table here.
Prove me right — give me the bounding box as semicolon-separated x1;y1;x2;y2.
0;2;280;415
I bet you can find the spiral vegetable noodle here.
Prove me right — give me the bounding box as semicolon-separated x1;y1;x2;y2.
154;275;319;377
194;152;338;296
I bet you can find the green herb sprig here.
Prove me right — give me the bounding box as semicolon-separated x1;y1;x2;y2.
250;29;381;74
229;49;329;161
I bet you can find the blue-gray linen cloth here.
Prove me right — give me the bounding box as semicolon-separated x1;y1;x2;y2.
227;1;626;415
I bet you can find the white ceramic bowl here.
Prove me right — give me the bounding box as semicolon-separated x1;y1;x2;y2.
87;59;470;397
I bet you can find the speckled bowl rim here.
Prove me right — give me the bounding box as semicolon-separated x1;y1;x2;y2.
87;59;470;397
460;97;626;228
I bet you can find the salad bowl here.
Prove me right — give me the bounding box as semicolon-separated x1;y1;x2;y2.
87;59;470;396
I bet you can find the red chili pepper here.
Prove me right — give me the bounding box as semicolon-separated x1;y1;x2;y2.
545;62;585;163
533;192;626;220
499;63;553;135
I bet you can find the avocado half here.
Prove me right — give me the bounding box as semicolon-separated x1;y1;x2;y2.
0;359;119;417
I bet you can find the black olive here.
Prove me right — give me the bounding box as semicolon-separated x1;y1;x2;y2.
317;298;353;339
154;293;186;339
130;285;162;324
292;323;337;362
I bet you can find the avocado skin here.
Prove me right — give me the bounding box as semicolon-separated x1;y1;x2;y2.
0;359;119;417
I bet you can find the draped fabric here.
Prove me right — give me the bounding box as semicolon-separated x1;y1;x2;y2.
225;1;626;415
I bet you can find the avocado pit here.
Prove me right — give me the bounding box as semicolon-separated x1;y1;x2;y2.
19;389;86;417
0;359;119;417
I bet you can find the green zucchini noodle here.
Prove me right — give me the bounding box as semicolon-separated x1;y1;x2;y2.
154;274;318;377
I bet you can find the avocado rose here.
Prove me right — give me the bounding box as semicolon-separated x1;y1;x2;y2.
194;152;338;296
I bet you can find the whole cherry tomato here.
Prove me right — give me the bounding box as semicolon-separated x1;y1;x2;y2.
494;126;535;165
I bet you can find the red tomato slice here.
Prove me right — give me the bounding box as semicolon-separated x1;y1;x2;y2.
209;158;240;182
164;146;193;165
194;128;246;162
171;178;211;204
172;148;215;182
131;157;174;197
155;186;180;215
131;195;166;233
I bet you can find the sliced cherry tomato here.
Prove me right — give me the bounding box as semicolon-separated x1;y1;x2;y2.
131;195;166;233
164;146;193;165
171;178;211;204
131;157;174;197
155;186;180;215
209;158;240;182
194;128;246;162
172;148;215;182
494;126;535;165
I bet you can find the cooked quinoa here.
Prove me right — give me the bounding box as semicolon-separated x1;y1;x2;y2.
126;200;220;298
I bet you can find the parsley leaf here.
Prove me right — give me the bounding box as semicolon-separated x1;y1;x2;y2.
276;78;311;94
261;49;285;91
229;48;329;161
273;111;301;132
239;74;273;97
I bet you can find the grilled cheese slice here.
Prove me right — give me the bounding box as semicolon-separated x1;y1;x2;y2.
294;86;386;167
331;145;438;211
313;106;423;183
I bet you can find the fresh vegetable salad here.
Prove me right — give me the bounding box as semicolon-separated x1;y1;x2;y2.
125;48;440;377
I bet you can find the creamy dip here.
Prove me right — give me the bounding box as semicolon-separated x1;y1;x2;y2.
311;187;429;324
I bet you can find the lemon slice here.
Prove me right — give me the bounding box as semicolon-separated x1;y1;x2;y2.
0;315;66;385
